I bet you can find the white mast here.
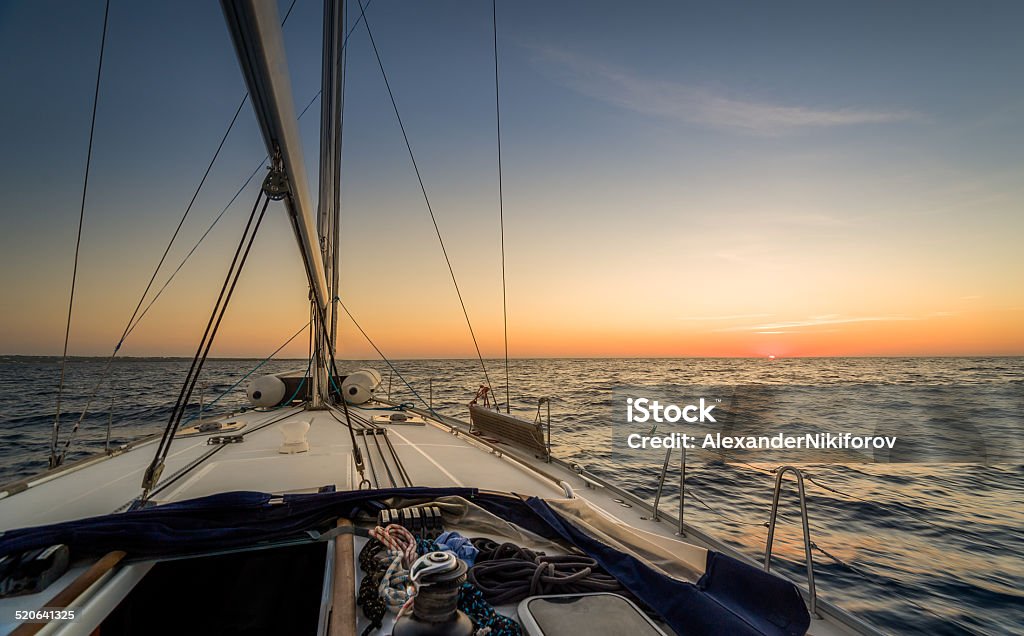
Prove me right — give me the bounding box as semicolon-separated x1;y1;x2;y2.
221;0;331;406
317;0;345;388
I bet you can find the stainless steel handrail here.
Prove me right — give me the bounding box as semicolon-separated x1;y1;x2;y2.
105;393;115;455
651;446;672;521
198;380;206;425
650;443;687;533
677;443;686;535
533;397;552;462
545;402;551;463
765;465;818;617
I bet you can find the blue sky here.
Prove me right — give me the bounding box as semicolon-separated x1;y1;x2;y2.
0;0;1022;357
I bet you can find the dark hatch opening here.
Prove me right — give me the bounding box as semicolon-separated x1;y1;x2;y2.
100;542;326;636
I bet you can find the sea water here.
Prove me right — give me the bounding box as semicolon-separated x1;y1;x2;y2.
0;356;1020;635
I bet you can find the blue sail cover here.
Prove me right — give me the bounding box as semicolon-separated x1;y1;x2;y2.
0;487;808;636
520;497;809;636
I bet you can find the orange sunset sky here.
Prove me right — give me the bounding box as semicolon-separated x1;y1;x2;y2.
1;1;1022;359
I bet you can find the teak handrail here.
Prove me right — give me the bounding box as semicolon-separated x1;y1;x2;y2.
11;550;126;636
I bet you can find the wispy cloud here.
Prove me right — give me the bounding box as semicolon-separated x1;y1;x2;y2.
533;47;920;136
715;315;917;332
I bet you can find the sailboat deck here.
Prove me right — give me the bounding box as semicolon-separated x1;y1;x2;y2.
0;403;871;636
0;404;563;531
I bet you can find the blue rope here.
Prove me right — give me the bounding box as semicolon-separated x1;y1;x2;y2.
328;371;343;397
414;538;518;634
459;583;521;635
281;354;314;405
359;403;415;411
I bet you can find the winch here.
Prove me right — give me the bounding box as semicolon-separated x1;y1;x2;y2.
392;551;473;636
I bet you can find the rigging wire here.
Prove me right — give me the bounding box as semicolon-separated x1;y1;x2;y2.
120;0;299;340
714;453;949;531
686;488;764;527
142;189;271;498
86;0;365;357
49;0;304;466
336;298;441;420
697;445;949;532
118;96;250;352
692;454;954;536
54;84;326;462
808;540;975;632
354;0;492;392
187;318;312;424
317;2;369;476
309;303;365;477
281;0;299;23
50;0;111;468
681;476;959;629
286;353;315;406
70;0;363;389
125;159;266;338
703;456;948;532
142;0;374;471
802;471;947;531
685;461;965;629
723;457;777;475
330;0;349;353
176;191;272;425
53;96;250;465
126;86;324;341
492;0;511;414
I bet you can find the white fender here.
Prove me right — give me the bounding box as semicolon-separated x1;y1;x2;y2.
341;369;382;405
247;374;286;407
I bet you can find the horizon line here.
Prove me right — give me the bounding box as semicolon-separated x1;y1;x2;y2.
3;353;1022;360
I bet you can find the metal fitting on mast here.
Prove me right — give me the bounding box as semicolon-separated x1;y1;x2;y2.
262;150;289;200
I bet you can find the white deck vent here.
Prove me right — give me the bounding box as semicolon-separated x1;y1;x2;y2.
278;420;310;454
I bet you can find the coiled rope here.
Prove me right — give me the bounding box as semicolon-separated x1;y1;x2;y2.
379;551;416;615
471;538;543;563
358;531;531;635
357;539;388;635
469;554;620;605
459;582;521;636
369;524;418;568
